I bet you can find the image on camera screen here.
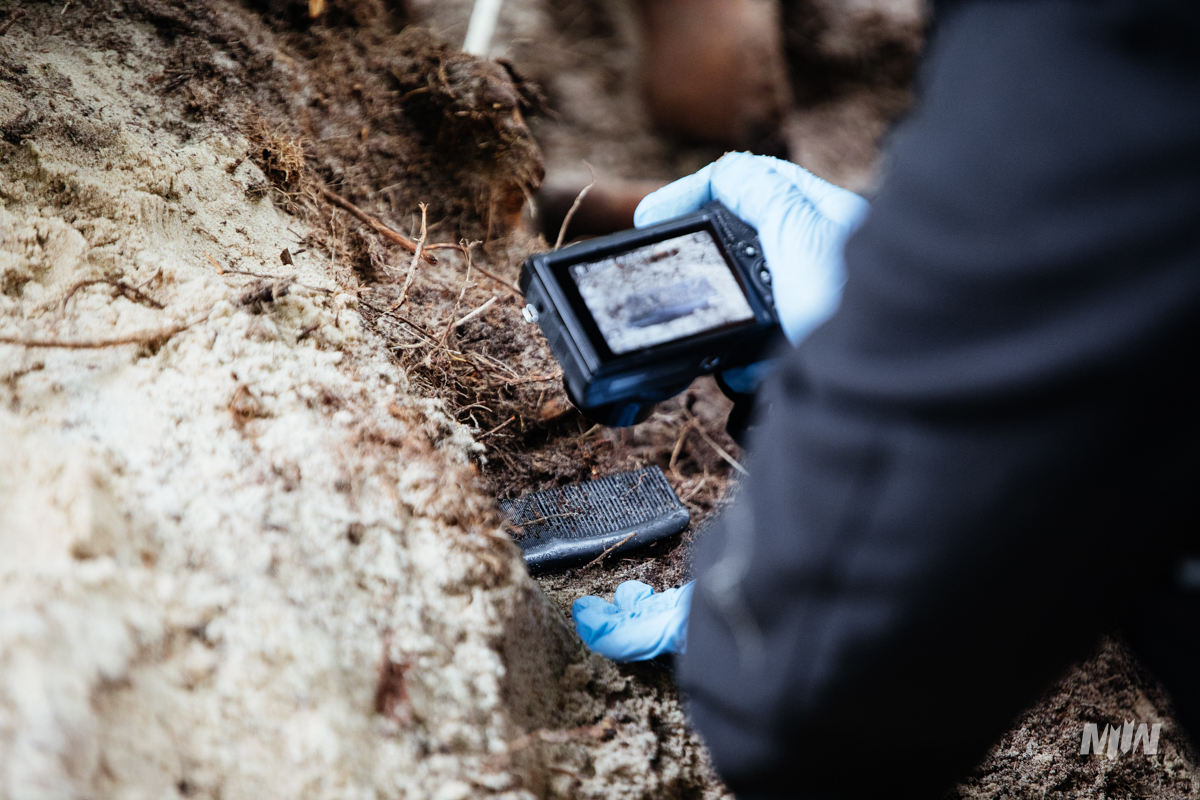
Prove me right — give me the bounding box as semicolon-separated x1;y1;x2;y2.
569;230;755;355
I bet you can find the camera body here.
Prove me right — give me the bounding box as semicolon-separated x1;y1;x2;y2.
520;201;783;427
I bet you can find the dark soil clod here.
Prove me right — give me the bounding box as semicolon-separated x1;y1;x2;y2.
389;27;545;236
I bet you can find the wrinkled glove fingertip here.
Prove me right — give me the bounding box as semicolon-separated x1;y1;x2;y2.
612;580;655;610
571;595;607;611
632;165;715;228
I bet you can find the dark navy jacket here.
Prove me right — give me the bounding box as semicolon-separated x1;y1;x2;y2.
679;2;1200;796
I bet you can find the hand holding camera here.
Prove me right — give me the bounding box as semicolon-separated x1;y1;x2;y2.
636;152;870;350
521;153;868;428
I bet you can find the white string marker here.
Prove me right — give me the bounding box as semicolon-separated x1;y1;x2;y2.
463;0;504;56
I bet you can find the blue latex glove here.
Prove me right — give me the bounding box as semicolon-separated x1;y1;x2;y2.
572;580;695;662
635;152;870;393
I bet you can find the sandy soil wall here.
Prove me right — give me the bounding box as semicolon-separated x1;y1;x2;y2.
0;4;720;798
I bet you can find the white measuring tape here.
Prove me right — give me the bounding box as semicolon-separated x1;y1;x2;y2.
462;0;504;56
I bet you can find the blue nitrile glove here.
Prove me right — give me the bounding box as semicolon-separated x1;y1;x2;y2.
572;580;695;662
635;152;870;393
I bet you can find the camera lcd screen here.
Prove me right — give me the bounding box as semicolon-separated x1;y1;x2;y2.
568;230;755;356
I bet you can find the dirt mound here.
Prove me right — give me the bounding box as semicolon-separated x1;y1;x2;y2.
954;638;1199;800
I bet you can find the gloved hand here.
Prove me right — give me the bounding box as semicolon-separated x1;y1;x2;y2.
571;580;694;662
635;152;870;393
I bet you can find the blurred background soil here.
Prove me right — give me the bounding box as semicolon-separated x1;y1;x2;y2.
2;0;1197;796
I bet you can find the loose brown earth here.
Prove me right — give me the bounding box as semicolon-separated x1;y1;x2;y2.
2;0;1197;797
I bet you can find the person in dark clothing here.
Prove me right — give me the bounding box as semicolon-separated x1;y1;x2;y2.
572;1;1200;795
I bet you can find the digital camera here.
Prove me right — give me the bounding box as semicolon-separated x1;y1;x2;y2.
520;201;783;426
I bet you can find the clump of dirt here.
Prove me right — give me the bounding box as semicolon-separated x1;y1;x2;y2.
781;0;926;104
390;27;546;237
777;0;928;192
246;118;309;198
232;2;543;245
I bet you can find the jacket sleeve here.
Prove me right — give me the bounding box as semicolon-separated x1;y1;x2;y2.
678;2;1200;797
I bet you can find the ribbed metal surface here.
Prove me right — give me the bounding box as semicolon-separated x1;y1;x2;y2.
501;466;684;544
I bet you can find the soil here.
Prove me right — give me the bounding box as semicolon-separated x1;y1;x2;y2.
2;0;1197;798
953;637;1200;800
